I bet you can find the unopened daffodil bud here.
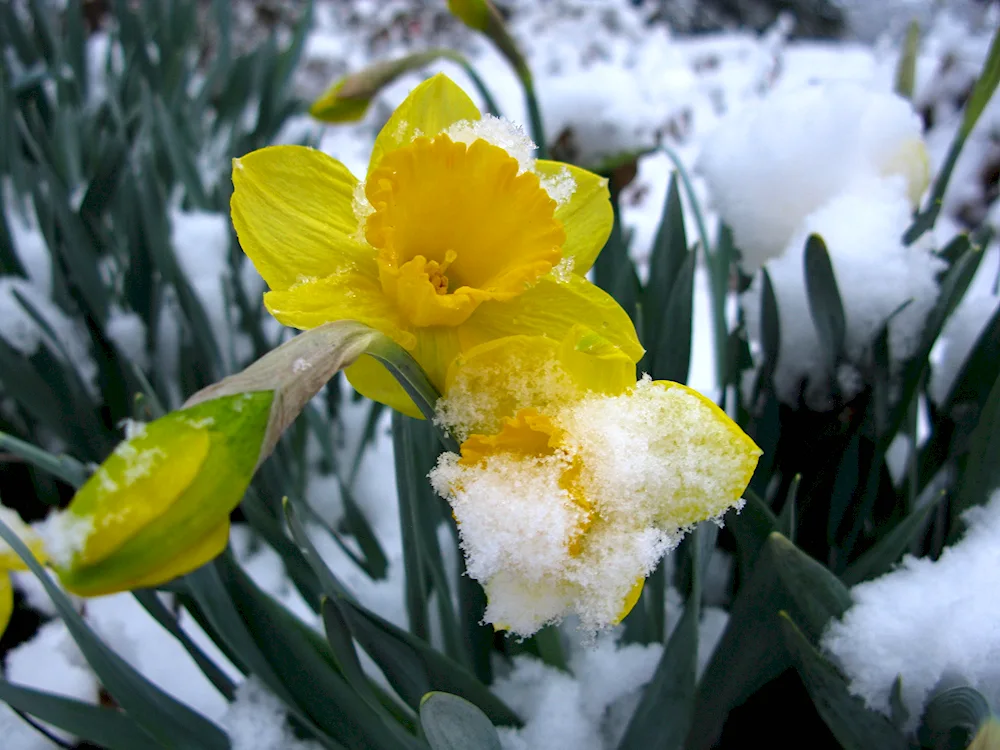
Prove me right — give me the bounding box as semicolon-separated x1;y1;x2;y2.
310;50;450;123
447;0;530;82
39;321;380;597
43;391;273;596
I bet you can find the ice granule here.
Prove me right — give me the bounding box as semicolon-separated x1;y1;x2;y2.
742;177;945;410
699;82;927;272
430;453;584;585
822;490;1000;730
119;418;147;440
560;377;755;529
493;631;663;750
539;166;578;208
434;352;578;442
221;677;322;750
34;511;93;568
351;180;374;243
446;115;537;175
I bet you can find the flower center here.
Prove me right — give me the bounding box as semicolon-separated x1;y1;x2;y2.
364;135;565;328
426;250;457;295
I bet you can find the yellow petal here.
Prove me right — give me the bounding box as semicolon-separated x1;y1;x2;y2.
613;577;645;625
0;572;11;640
263;268;415;348
368;74;481;177
345;355;423;419
232;145;362;291
642;380;761;529
535;161;613;275
464;275;644;364
67;424;211;568
0;507;48;570
439;329;634;439
459;408;563;466
558;326;636;396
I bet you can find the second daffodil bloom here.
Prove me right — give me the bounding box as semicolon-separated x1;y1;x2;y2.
231;73;642;417
0;508;48;637
429;329;762;636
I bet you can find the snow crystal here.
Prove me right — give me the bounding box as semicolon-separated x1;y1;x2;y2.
221;677;322;750
494;632;662;750
742;177;944;409
434;348;578;443
699;82;927;272
446;115;537;174
351;180;374;243
34;511;93;569
550;256;576;283
822;490;1000;728
5;620;98;743
539;166;578;208
83;594;234;721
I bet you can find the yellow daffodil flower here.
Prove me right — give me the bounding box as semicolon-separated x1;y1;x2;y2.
231;73;642;417
429;330;761;636
0;321;376;600
38;392;273;597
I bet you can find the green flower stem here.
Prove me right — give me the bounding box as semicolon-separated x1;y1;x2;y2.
659;144;727;391
364;334;461;454
521;75;547;159
0;430;88;489
440;50;502;117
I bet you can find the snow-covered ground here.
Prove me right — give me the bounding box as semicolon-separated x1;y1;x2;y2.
2;0;1000;747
